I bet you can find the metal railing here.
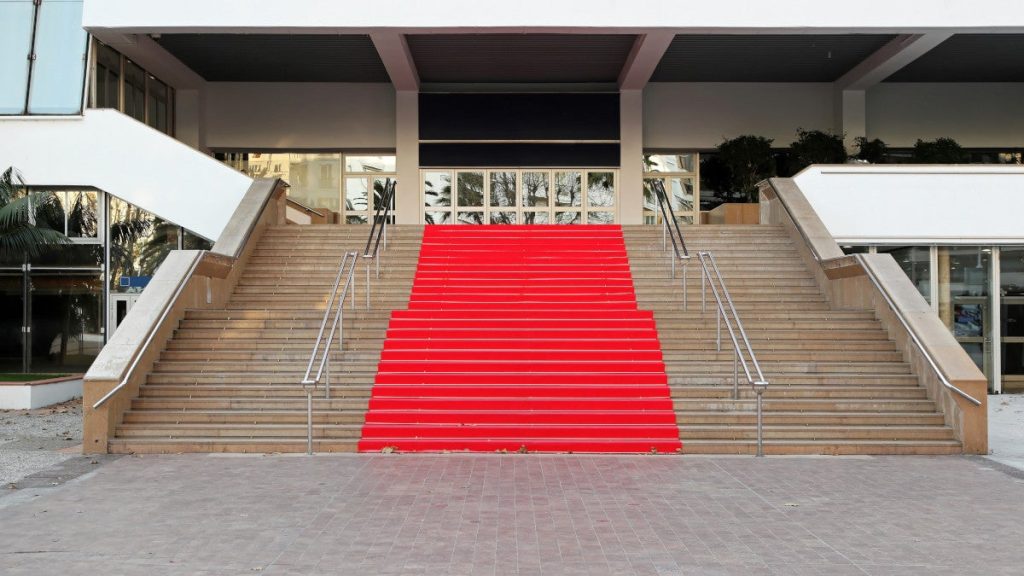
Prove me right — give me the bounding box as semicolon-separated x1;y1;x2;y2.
299;250;358;455
649;179;691;309
362;178;396;308
697;251;770;457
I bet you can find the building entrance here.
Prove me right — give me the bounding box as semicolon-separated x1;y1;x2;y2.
421;168;617;225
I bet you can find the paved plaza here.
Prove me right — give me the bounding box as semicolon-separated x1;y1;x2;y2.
1;453;1023;575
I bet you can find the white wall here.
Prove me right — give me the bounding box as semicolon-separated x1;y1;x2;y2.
867;83;1024;148
794;165;1024;244
643;83;834;150
0;110;253;240
82;0;1024;31
204;83;396;150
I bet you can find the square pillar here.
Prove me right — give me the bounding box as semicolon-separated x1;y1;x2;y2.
395;91;420;225
619;89;644;225
834;88;866;153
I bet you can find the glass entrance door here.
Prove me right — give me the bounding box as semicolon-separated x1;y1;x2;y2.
422;168;617;225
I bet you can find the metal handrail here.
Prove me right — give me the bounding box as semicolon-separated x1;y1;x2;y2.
696;251;770;457
856;254;982;407
361;178;396;308
93;253;204;410
299;250;358;454
649;179;691;309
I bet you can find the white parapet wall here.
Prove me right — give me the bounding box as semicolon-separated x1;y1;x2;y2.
793;165;1024;245
0;109;253;241
0;377;84;410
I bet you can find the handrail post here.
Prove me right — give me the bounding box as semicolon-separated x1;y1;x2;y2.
305;385;313;456
701;264;706;313
754;382;768;457
733;349;739;400
325;354;331;400
716;308;722;352
682;256;688;311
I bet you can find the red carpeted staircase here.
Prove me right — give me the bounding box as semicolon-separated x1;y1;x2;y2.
358;225;682;453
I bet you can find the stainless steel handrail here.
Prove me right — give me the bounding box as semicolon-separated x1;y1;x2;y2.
650;179;691;309
93;253;204;410
299;250;358;454
362;179;396;308
856;254;982;407
697;251;770;457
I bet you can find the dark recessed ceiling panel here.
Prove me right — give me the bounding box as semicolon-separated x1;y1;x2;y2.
885;34;1024;82
652;34;897;82
155;34;390;82
407;34;637;83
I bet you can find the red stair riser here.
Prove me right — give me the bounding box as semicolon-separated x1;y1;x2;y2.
358;225;682;453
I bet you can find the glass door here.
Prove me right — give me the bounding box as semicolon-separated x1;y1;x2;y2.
939;246;995;388
422;168;617;225
0;268;26;372
1001;247;1024;391
643;153;700;225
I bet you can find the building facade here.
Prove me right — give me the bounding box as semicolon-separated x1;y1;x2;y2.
1;0;1023;390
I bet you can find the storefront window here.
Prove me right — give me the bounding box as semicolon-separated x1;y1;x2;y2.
938;246;993;376
1001;247;1024;384
878;246;931;303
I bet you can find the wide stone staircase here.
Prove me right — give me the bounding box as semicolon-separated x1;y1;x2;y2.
623;225;961;455
109;225;424;453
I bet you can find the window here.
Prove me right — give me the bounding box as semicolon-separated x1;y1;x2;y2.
1;0;88;115
643;153;700;226
89;41;175;135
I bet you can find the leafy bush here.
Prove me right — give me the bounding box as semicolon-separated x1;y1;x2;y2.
854;137;889;164
714;135;777;203
912;137;967;164
789;129;848;172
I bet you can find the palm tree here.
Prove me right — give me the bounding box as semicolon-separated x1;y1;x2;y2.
0;167;68;263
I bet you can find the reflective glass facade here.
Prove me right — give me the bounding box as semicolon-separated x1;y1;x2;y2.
89;41;175;135
0;0;88;115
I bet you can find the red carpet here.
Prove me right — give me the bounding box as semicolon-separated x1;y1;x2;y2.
358;225;681;453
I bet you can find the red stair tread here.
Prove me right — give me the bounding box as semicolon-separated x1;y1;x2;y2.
358;225;682;454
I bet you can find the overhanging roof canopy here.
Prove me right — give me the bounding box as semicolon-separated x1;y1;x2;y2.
885;34;1024;82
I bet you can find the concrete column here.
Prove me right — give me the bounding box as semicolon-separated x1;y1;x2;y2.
619;89;644;225
834;88;866;153
174;88;207;153
395;90;419;225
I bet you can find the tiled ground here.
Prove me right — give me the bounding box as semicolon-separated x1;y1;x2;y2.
1;454;1023;575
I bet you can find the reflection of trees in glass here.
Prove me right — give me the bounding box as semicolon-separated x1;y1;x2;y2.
0;168;68;263
489;212;516;225
424;211;452;225
457;173;484;207
424;172;452;208
555;172;581;207
41;275;102;368
109;200;154;288
522;172;548;207
522;212;549;225
489;172;516;207
586;172;614;208
556;211;581;224
456;212;484;225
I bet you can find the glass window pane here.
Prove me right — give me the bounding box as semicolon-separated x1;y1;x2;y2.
0;1;35;114
424;171;452;208
878;246;931;303
490;171;516;208
424;211;452;225
30;270;103;371
490;211;517;225
1003;343;1024;375
522;172;549;207
65;190;98;238
1001;247;1024;296
555;172;581;207
522;211;549;225
645;154;695;173
587;212;614;224
287;154;340;212
345;155;396;173
456;211;483;225
94;42;121;109
457;172;484;207
345;178;369;212
146;74;169;133
587;172;615;208
372;178;392;212
555;211;581;225
669;177;695;212
0;272;24;371
27;0;88;114
124;60;146;122
183;229;212;250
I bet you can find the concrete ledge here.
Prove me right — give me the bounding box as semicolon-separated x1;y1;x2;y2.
0;375;84;409
759;176;989;454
